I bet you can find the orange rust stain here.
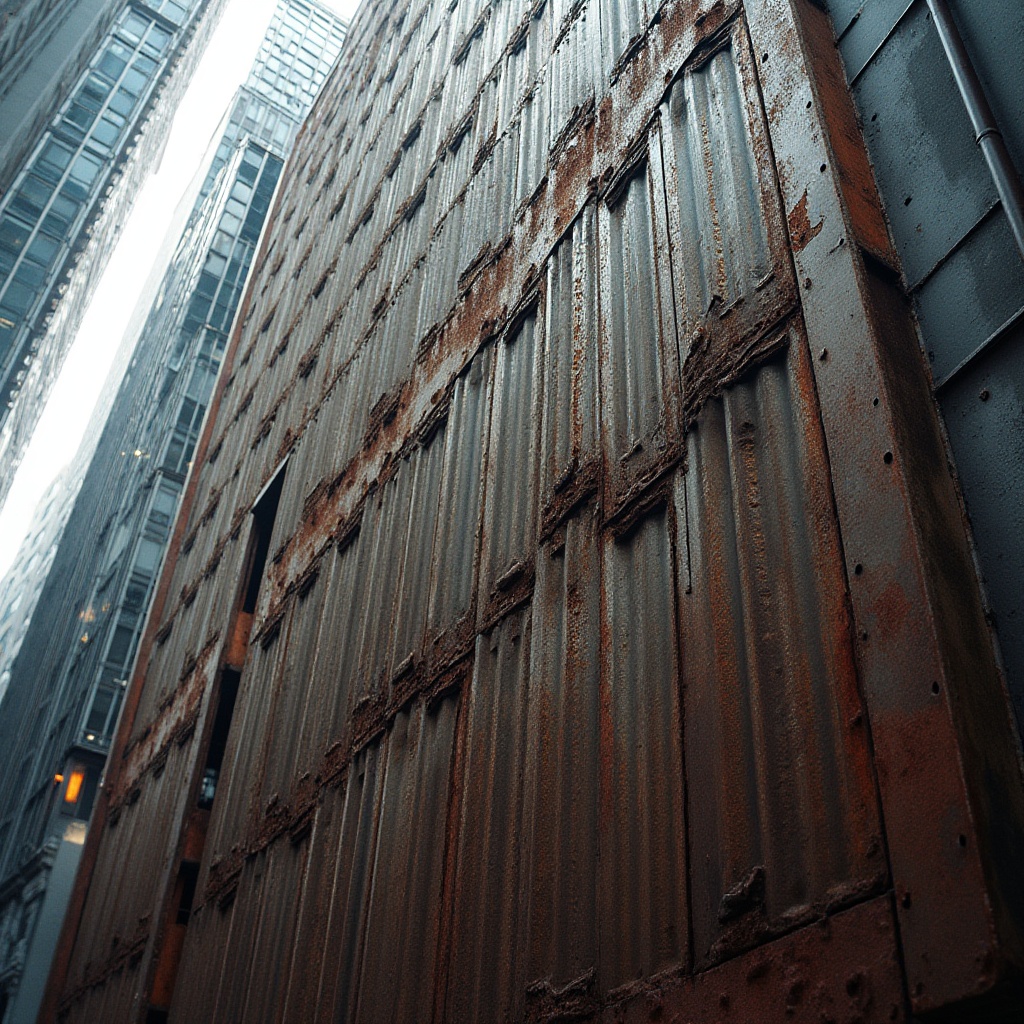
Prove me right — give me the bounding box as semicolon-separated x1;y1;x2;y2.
788;191;824;252
801;0;894;263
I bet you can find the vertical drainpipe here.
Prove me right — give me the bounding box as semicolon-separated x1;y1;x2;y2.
925;0;1024;260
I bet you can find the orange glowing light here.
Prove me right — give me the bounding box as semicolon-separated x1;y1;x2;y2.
64;769;85;804
54;773;64;785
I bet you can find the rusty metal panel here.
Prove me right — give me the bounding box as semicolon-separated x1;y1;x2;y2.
599;504;688;994
680;338;885;969
480;309;542;613
541;204;600;525
239;840;310;1021
355;694;459;1022
597;0;650;72
522;508;602;1003
445;608;533;1022
303;507;378;766
354;467;415;698
261;567;330;802
279;784;347;1021
664;40;768;333
659;19;796;420
427;345;493;651
598;140;680;502
389;429;448;680
168;891;236;1022
314;742;382;1023
206;629;287;866
548;1;597;149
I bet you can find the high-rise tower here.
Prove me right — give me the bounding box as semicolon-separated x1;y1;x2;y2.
0;5;345;1020
0;0;232;513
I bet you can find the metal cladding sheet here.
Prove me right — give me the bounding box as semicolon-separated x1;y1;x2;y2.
446;609;534;1021
390;429;447;677
427;345;492;638
314;742;383;1023
599;504;688;993
666;44;770;328
523;509;602;994
681;342;884;968
601;160;670;478
542;205;600;503
481;311;541;598
355;696;458;1023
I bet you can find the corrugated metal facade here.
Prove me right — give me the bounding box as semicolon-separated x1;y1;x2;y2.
48;1;1024;1021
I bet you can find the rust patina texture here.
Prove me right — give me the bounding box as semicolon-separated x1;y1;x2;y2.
46;1;1024;1022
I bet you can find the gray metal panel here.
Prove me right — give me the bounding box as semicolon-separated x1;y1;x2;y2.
666;47;771;325
480;311;541;599
355;695;458;1023
389;429;447;677
851;1;996;284
599;506;688;993
916;211;1024;382
427;345;493;640
941;328;1024;727
600;156;672;490
315;742;383;1024
354;468;414;698
522;509;602;994
681;344;883;968
541;205;600;505
446;609;533;1022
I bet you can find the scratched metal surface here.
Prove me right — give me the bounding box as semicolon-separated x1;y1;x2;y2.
825;0;1024;733
54;0;1022;1020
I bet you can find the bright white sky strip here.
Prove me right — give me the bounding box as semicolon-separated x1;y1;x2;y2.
0;0;361;578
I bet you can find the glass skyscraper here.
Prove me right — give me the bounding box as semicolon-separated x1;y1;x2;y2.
0;5;346;1020
0;0;231;514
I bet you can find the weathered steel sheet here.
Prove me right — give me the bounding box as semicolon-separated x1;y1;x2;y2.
427;344;492;649
523;508;603;1001
599;146;679;501
357;695;459;1022
681;340;884;969
600;505;689;994
49;1;1024;1021
480;310;541;612
389;429;447;681
445;610;534;1021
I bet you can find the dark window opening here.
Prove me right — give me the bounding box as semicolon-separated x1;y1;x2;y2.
175;862;199;925
242;464;286;614
197;670;240;810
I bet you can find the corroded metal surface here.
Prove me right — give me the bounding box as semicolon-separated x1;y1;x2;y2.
49;0;1024;1021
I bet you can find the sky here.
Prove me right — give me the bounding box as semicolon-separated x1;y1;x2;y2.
0;0;362;579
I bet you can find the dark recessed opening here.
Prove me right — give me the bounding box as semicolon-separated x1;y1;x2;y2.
198;669;240;810
242;463;286;614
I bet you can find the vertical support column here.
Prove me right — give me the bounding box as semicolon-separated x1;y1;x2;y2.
745;0;1024;1015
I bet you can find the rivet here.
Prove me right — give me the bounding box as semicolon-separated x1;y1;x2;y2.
979;388;990;401
883;450;893;465
819;347;828;361
803;277;813;289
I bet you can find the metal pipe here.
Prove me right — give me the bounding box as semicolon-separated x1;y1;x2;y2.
925;0;1024;259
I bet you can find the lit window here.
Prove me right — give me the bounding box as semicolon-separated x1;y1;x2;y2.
64;769;85;804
